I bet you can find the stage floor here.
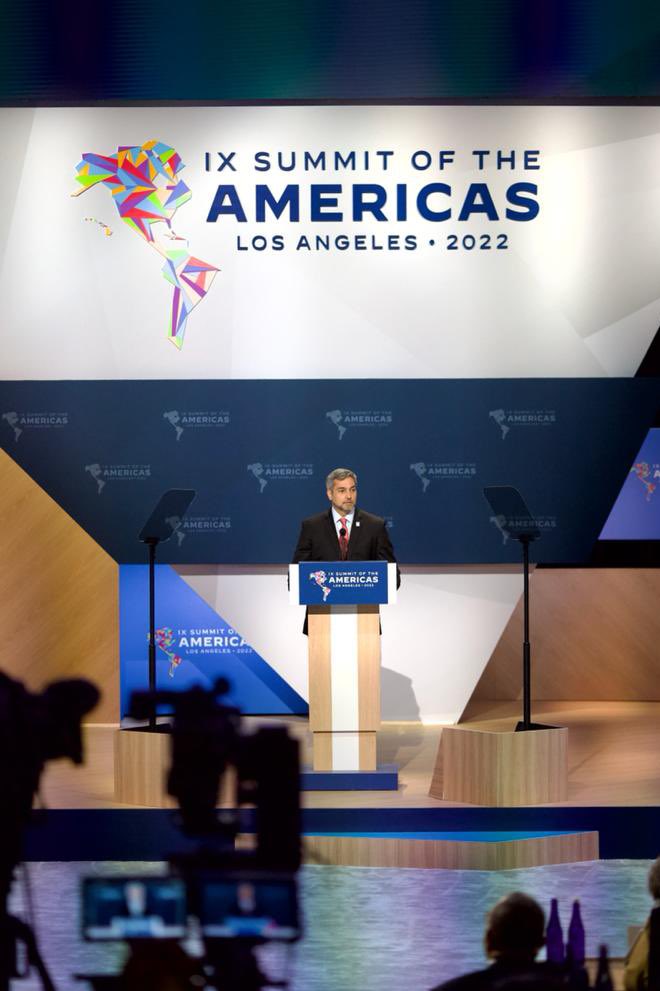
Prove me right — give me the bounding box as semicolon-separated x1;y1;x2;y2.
42;700;660;810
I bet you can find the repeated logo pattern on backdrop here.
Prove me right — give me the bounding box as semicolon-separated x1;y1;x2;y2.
246;463;314;493
0;379;656;564
2;411;68;443
325;409;393;440
488;409;556;440
410;462;478;491
163;409;230;441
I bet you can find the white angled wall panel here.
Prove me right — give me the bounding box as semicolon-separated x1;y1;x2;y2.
175;566;523;724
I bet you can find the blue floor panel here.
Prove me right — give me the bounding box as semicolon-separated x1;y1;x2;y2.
23;807;660;860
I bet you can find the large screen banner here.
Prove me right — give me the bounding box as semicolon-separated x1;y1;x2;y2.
2;105;658;717
2;105;660;380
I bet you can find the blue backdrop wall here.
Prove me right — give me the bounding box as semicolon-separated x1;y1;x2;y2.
1;378;656;565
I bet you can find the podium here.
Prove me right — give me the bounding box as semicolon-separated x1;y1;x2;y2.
290;561;397;777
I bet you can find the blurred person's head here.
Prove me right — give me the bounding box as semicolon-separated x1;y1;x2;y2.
649;856;660;902
485;893;545;962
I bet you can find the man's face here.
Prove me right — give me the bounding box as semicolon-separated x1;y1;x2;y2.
327;476;357;515
125;882;147;916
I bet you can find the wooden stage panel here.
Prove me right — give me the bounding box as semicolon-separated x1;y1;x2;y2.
0;449;118;722
469;569;660;703
304;831;599;870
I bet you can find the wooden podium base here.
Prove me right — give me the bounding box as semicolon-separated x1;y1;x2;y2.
312;730;377;771
432;724;568;806
308;604;380;772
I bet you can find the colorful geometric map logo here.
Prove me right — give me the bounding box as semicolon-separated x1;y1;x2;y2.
630;461;659;501
309;570;331;601
73;140;218;349
154;627;182;677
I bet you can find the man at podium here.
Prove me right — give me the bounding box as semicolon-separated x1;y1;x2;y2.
290;469;400;774
292;467;398;570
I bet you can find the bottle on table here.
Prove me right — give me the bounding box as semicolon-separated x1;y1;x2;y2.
546;898;565;964
594;943;614;991
567;899;586;965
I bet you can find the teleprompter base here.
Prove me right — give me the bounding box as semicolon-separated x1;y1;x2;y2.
433;724;568;806
114;726;235;808
114;726;174;808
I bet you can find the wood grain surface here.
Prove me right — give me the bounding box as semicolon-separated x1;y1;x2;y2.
304;830;598;869
0;449;118;721
468;568;660;704
435;724;568;805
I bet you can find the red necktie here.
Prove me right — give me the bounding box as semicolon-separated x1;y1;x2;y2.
339;517;349;560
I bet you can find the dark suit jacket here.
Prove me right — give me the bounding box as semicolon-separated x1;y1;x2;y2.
429;960;566;991
291;507;399;632
292;507;397;566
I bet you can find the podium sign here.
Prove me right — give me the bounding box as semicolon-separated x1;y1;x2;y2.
290;562;396;773
289;561;398;606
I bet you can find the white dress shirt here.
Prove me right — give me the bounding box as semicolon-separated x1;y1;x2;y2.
332;507;355;539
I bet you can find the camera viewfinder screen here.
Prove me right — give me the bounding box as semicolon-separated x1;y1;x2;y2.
82;877;187;940
199;876;299;941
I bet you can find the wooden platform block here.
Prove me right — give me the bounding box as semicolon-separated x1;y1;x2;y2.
304;830;598;870
433;725;568;805
114;728;174;807
312;731;377;771
114;727;234;807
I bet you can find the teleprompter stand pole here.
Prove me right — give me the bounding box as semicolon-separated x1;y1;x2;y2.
436;486;567;807
138;489;196;732
146;537;158;731
521;534;532;731
483;486;554;733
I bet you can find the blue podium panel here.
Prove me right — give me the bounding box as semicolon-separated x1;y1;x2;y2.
289;561;397;606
